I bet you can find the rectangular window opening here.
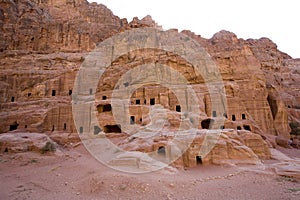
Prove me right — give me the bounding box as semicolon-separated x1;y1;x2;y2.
196;156;202;165
176;105;181;112
150;98;155;105
136;99;140;105
232;115;236;121
242;114;246;120
130;116;135;124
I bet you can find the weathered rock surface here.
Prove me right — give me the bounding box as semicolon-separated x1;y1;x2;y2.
0;132;57;153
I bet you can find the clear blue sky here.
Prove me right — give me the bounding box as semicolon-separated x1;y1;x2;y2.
92;0;299;58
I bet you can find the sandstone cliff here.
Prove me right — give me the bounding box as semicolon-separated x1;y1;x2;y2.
0;0;299;166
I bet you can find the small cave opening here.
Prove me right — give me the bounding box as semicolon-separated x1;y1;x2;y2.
237;126;242;130
232;115;236;121
69;90;72;95
130;116;135;124
52;90;56;96
201;118;214;129
242;114;246;120
28;93;32;97
136;99;140;105
157;146;166;156
97;104;112;113
150;98;155;105
4;148;8;153
196;156;202;165
103;125;122;133
11;97;15;102
9;122;19;131
102;96;107;100
243;125;251;131
176;105;181;112
267;95;278;119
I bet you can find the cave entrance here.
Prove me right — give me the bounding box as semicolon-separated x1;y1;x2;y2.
201;119;214;129
9;122;19;131
150;98;155;105
243;125;251;131
196;156;202;165
104;125;122;133
130;116;135;124
157;146;166;156
176;105;181;112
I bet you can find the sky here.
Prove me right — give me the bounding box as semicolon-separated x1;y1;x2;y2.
93;0;299;58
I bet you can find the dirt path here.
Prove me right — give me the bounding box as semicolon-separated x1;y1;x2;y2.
0;145;299;200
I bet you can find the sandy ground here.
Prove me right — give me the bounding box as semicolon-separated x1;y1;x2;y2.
0;145;299;200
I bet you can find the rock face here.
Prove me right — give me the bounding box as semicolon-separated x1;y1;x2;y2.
0;0;299;167
0;132;57;153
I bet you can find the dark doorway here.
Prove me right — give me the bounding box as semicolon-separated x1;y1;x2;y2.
232;115;236;121
103;125;122;133
196;156;202;165
130;116;135;124
150;98;155;105
9;122;19;131
89;88;93;95
158;146;166;155
243;125;251;131
28;93;32;97
64;123;67;130
52;90;56;96
11;97;15;102
102;96;107;100
69;90;72;95
136;99;140;105
176;105;181;112
201;119;214;129
52;125;55;131
242;114;246;120
237;126;242;130
79;126;83;134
